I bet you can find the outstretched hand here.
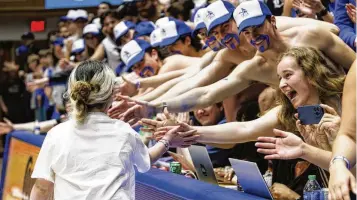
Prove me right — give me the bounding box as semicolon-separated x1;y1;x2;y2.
119;75;139;97
111;95;156;127
140;110;179;133
154;123;198;148
108;99;137;119
162;125;199;148
346;3;356;24
0;118;14;135
256;129;304;160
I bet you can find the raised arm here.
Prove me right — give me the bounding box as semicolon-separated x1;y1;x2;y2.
135;68;189;90
193;106;280;144
152;58;259;113
151;50;231;103
90;43;105;61
329;61;356;200
308;26;355;70
136;67;200;101
331;60;356;165
276;16;339;34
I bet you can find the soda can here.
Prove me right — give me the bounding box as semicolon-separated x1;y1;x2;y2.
170;162;182;174
320;188;328;200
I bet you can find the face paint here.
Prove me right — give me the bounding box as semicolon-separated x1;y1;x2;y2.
221;33;240;50
205;36;221;52
139;66;155;77
250;34;270;52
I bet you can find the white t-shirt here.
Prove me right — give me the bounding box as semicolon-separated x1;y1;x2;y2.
32;112;151;200
102;37;121;71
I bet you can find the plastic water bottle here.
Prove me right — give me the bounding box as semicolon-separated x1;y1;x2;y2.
34;120;40;135
303;175;321;200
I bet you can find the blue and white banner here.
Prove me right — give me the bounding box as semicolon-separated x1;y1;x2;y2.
45;0;122;9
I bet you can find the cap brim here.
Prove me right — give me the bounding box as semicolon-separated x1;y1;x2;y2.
60;16;68;21
115;29;131;43
74;17;88;22
134;32;150;39
125;51;145;70
160;36;180;47
71;48;85;54
238;15;266;35
84;32;100;36
207;14;231;34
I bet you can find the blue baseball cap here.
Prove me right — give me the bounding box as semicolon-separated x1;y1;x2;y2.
121;39;151;71
203;0;235;34
114;21;136;43
160;20;192;47
134;21;156;38
234;0;272;35
192;7;207;37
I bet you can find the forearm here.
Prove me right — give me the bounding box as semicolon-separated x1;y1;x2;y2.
194;122;257;144
156;76;251;113
14;119;58;133
156;87;211;113
0;97;7;113
151;52;220;102
223;95;239;122
140;69;188;89
136;75;187;101
332;134;356;166
148;142;168;164
332;60;356;166
301;142;332;170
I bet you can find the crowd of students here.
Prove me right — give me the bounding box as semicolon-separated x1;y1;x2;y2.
0;0;356;199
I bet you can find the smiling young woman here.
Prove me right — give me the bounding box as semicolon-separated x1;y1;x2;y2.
276;47;345;132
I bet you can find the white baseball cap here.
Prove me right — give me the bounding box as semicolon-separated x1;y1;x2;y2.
203;0;235;34
83;24;100;36
114;21;136;43
192;7;207;37
121;39;151;70
150;28;162;47
74;9;88;21
160;20;192;47
71;39;85;54
234;0;272;34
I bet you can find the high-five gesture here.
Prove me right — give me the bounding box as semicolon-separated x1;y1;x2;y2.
256;129;304;160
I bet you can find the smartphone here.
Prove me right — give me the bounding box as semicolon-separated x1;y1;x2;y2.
297;105;324;125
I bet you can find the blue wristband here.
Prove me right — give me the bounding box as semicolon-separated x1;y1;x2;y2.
135;81;140;89
331;156;351;169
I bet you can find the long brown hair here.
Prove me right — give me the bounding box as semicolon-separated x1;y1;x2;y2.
277;47;345;132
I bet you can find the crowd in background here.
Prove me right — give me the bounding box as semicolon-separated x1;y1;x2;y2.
0;0;356;199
